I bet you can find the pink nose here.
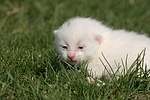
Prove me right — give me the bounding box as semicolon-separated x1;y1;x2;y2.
67;52;75;60
67;55;75;60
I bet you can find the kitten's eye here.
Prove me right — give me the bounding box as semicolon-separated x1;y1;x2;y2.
62;46;68;50
78;46;84;49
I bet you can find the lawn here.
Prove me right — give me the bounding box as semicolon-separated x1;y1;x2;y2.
0;0;150;99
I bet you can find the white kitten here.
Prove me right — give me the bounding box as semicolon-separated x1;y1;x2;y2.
53;17;150;79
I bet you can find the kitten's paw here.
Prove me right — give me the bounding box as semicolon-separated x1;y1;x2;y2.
86;77;95;83
86;77;105;86
96;79;105;86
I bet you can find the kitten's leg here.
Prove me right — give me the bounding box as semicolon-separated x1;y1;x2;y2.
86;63;106;86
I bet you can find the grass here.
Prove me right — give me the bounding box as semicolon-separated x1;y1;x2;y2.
0;0;150;99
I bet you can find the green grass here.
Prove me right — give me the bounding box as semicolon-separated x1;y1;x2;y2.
0;0;150;99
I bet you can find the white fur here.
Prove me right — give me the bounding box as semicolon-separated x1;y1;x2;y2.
53;17;150;78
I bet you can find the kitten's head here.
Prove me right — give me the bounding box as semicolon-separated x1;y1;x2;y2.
53;17;103;64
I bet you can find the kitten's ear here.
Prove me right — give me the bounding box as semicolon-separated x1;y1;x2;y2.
94;34;102;43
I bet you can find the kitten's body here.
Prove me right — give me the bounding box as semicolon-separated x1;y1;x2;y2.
53;17;150;78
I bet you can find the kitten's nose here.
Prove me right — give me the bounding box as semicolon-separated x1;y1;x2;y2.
67;52;75;60
67;54;75;60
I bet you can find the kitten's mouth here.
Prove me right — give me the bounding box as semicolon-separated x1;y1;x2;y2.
68;60;78;64
69;60;77;63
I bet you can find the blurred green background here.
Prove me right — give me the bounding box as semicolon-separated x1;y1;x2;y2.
0;0;149;99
